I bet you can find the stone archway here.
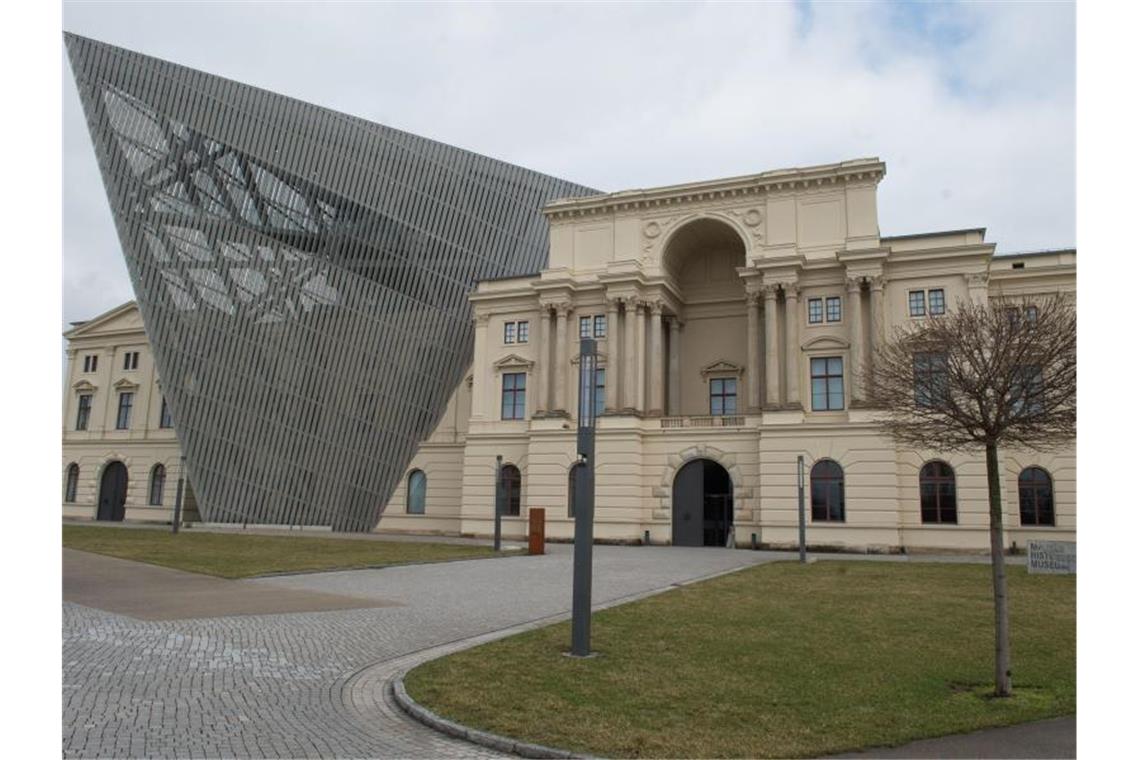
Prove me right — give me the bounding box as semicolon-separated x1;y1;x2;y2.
655;444;750;526
97;461;128;522
672;458;734;547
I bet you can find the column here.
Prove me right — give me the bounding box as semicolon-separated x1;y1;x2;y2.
746;292;762;413
635;299;647;413
605;298;621;413
622;298;637;413
535;306;550;415
668;318;682;415
763;285;781;407
648;301;664;416
846;277;865;402
869;274;887;363
553;303;570;414
784;284;800;407
470;315;490;418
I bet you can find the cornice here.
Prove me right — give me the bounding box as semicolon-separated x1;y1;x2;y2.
544;159;886;222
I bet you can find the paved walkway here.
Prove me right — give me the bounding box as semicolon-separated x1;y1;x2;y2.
63;544;771;758
832;716;1075;758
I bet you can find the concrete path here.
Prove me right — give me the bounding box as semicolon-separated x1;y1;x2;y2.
832;716;1075;758
63;543;770;758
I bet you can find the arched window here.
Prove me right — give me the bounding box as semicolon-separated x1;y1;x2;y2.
501;464;521;516
810;459;845;522
65;463;79;503
1019;467;1055;526
919;460;957;524
407;470;426;514
149;464;166;506
568;462;583;518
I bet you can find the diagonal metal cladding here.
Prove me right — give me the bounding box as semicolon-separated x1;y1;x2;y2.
65;33;600;531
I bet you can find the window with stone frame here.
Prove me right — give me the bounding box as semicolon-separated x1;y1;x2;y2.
808;298;824;324
928;288;946;315
116;391;134;430
76;393;92;431
501;372;527;420
811;459;845;522
919;460;957;523
709;377;738;416
826;296;842;322
908;290;927;317
810;357;845;411
1019;467;1055;526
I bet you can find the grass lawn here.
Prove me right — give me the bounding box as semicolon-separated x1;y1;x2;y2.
405;561;1075;758
63;524;514;579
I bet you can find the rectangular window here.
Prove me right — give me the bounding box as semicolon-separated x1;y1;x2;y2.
928;289;946;316
501;372;527;420
709;377;738;416
123;351;139;370
1025;305;1039;326
808;298;823;324
76;394;92;431
908;291;926;317
594;368;606;418
159;397;173;429
82;355;98;373
116;392;134;430
579;316;592;339
826;296;842;322
516;321;529;343
593;315;607;338
503;322;516;344
913;352;948;408
1011;365;1044;417
810;357;845;411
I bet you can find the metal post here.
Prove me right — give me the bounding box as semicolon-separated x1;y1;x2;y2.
797;454;806;563
494;455;503;552
570;338;598;657
171;454;185;534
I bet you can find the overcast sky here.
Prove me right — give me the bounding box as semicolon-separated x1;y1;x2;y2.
61;0;1075;327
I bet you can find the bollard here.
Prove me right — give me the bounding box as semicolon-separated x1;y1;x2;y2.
643;530;651;546
751;532;758;551
528;508;546;555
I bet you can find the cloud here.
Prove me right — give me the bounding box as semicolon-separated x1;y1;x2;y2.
62;0;1074;326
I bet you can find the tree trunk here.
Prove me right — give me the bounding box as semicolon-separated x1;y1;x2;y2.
985;442;1012;697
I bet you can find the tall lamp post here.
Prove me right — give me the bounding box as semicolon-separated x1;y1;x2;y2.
172;453;185;535
570;338;598;657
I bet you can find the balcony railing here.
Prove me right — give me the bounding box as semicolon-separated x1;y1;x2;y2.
660;415;746;429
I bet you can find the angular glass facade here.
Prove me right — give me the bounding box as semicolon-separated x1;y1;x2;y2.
65;33;599;530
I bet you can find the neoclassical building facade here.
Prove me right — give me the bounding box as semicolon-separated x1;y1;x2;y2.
63;158;1075;552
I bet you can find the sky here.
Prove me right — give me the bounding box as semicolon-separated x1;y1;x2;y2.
61;0;1076;327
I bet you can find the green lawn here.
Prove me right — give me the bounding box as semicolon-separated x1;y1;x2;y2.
406;561;1075;758
63;524;513;579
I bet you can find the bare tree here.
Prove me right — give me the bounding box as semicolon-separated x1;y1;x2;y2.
865;293;1076;697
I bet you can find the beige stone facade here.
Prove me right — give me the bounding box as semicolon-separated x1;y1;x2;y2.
63;158;1075;551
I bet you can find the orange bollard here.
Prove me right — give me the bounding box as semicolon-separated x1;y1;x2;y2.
528;507;546;555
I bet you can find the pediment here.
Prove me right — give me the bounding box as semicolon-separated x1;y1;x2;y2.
72;379;97;393
700;359;744;378
112;377;140;391
801;335;851;351
492;353;535;371
570;351;608;366
64;300;143;339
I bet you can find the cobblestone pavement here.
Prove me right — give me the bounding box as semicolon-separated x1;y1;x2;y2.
64;544;772;758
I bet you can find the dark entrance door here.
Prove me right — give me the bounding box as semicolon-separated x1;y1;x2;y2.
672;459;734;547
98;461;128;522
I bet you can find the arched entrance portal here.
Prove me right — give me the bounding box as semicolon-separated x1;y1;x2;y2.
97;461;128;522
672;458;733;547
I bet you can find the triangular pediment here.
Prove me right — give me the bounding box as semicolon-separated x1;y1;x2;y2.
64;301;143;339
570;351;608;366
493;353;535;371
801;335;851;351
72;379;97;393
112;377;140;391
700;359;744;378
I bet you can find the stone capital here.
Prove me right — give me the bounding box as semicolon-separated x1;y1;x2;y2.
782;282;801;299
762;282;781;300
473;313;491;326
966;272;989;288
553;301;574;317
845;276;865;292
648;299;664;316
869;274;887;291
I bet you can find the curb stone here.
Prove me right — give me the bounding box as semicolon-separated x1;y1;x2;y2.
392;678;583;759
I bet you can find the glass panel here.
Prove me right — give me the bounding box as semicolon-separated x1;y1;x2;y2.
939;482;957;522
579;316;591;339
724;395;737;414
811;357;825;376
711;396;724;416
724;378;737;395
828;357;843;376
710;378;723;394
594;315;606;338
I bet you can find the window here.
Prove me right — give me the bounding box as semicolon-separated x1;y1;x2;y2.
919;461;957;524
808;298;823;324
594;368;606;417
159;397;173;429
116;392;134;430
826;296;842;322
1025;305;1039;326
504;321;528;344
913;352;948;408
568;462;583;518
593;315;607;338
82;355;98;373
123;351;139;370
1019;467;1055;526
65;463;79;503
908;290;927;317
148;464;166;506
811;460;845;522
709;378;737;416
810;357;845;411
579;316;592;339
501;464;521;516
501;372;527;420
516;321;529;343
76;394;92;431
407;470;426;514
928;289;946;316
1011;365;1044;417
504;322;516;344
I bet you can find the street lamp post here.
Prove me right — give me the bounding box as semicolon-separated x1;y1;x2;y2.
494;454;503;552
797;454;806;563
172;453;185;535
570;338;598;657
